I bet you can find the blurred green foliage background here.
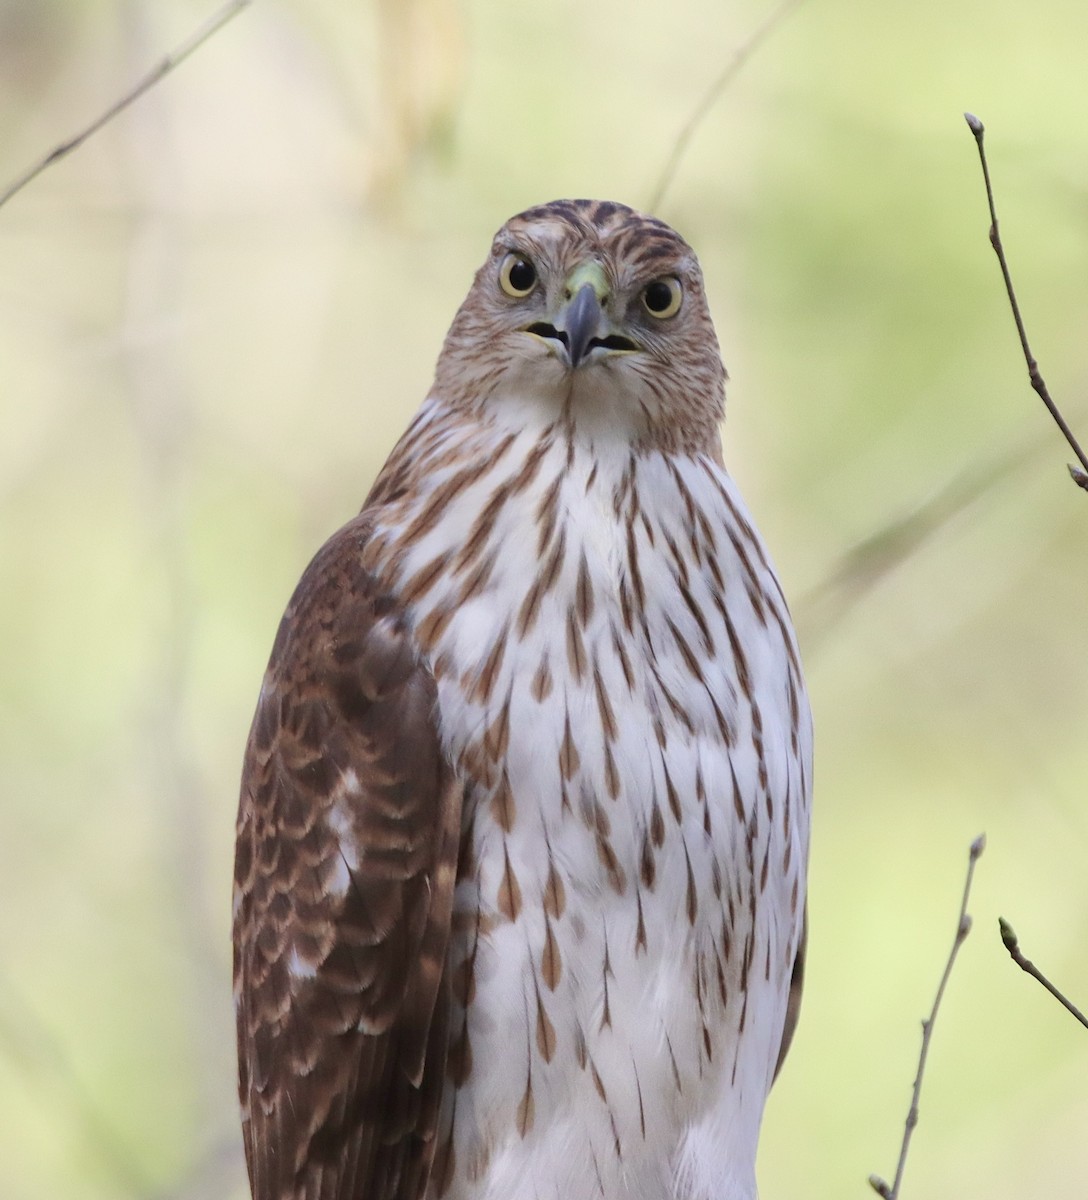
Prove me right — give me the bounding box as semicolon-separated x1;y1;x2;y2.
1;1;1086;1197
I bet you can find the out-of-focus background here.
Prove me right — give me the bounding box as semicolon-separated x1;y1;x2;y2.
1;1;1085;1197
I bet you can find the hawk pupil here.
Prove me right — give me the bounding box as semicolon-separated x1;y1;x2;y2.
645;280;673;312
509;258;535;292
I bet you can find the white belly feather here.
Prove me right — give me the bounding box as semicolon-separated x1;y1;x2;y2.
371;417;811;1200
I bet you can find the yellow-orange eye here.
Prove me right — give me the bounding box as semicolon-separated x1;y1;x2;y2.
499;254;538;298
642;277;682;319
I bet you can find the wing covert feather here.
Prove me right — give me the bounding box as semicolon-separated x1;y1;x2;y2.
233;515;461;1200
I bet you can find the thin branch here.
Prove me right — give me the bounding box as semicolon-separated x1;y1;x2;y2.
964;112;1088;492
0;0;252;211
869;835;986;1200
647;0;809;213
998;918;1088;1031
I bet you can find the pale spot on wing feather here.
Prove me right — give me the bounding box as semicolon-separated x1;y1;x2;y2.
287;945;318;980
326;771;362;878
326;852;352;898
359;1009;396;1037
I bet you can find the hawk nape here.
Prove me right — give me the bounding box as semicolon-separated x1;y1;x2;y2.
233;199;811;1200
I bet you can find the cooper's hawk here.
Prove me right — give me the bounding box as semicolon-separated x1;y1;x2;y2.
233;199;811;1200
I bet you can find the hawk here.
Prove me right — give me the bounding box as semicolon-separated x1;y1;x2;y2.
233;199;812;1200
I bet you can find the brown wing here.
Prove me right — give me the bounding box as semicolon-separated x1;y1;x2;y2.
233;514;462;1200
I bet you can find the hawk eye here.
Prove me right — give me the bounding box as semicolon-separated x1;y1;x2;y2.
499;254;538;298
642;277;682;319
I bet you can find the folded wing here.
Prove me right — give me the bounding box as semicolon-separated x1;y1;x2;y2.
233;515;461;1200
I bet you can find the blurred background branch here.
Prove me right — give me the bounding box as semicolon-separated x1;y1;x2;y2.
794;427;1055;655
0;0;251;210
648;0;809;212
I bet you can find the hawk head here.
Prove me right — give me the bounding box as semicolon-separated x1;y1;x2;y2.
434;199;727;455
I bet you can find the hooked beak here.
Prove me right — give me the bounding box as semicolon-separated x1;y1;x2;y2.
562;283;604;368
522;266;638;368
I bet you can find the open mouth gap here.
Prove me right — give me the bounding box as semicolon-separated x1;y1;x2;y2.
526;321;567;346
587;334;637;353
524;324;637;354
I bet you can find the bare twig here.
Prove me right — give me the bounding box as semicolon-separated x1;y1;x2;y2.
0;0;252;211
648;0;809;212
869;835;986;1200
964;113;1088;492
998;918;1088;1031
